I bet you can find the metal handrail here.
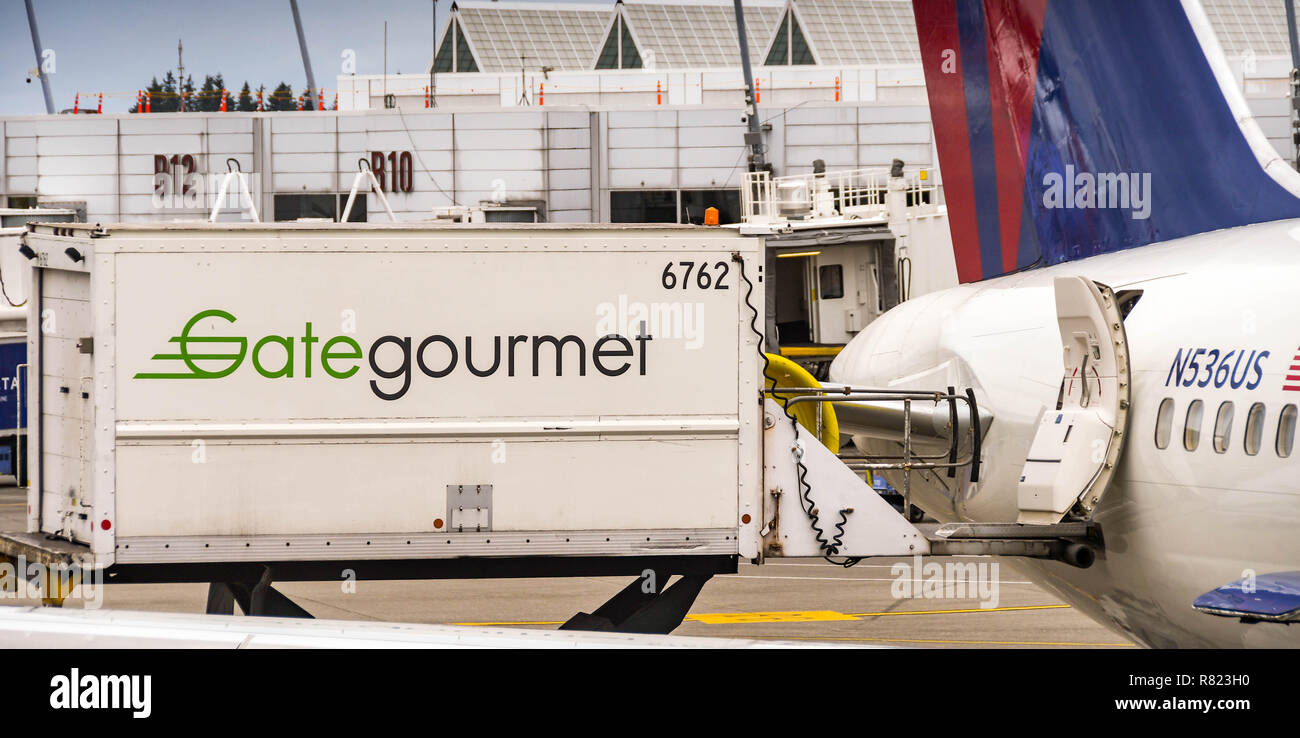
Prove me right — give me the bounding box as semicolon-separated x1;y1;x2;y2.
766;384;985;512
208;158;261;223
741;167;939;224
342;158;396;223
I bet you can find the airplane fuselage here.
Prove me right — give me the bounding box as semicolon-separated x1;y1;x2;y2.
830;218;1300;647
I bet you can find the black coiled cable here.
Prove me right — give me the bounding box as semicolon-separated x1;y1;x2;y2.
732;252;860;568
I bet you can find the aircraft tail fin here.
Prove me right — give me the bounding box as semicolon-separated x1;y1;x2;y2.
913;0;1300;282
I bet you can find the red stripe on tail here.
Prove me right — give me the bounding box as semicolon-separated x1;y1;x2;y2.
984;0;1047;273
916;0;984;283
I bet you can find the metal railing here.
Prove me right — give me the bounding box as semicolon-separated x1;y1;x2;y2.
742;166;940;224
766;385;982;514
765;384;1106;569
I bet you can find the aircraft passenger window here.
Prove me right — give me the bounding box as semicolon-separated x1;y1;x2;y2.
1244;403;1266;456
1278;404;1297;458
1154;398;1174;449
1212;402;1234;454
1184;399;1204;451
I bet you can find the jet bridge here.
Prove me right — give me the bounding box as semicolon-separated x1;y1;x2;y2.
737;163;955;377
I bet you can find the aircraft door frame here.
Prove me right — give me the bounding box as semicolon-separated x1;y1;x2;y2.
1017;277;1132;524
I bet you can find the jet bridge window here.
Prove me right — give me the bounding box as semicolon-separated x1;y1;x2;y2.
1278;404;1297;458
1184;399;1204;451
1244;402;1265;456
680;189;741;226
1154;397;1174;449
818;265;844;299
611;190;676;223
1212;401;1234;454
273;193;366;222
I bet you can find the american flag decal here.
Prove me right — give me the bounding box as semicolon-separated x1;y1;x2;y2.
1286;347;1300;392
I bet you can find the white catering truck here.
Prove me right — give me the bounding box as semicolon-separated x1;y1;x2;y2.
0;221;1089;631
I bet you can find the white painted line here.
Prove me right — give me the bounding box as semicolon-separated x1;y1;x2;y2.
743;562;915;570
719;574;1037;584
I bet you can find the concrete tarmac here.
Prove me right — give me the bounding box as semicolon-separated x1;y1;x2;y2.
0;485;1132;647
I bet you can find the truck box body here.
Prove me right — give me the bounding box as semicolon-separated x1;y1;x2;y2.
22;223;764;571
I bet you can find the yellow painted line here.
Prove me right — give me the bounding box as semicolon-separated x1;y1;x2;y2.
747;635;1137;647
454;604;1069;627
848;604;1070;617
689;610;857;624
0;503;25;507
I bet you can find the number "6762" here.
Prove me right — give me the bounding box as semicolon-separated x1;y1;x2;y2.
661;261;730;290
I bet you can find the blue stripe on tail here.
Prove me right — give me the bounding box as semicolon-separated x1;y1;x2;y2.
1020;0;1300;268
920;0;1300;280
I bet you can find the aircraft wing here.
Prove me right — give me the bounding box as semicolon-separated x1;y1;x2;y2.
0;606;861;649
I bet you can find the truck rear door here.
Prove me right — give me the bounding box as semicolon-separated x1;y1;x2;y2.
36;268;95;543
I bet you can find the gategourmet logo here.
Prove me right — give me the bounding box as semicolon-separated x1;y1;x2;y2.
135;309;654;401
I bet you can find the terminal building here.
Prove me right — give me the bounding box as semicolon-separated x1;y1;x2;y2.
0;0;1292;228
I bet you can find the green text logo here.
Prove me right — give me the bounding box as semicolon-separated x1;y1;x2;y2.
134;309;247;379
134;309;361;380
136;309;650;401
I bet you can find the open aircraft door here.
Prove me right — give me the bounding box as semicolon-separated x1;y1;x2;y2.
1017;277;1132;524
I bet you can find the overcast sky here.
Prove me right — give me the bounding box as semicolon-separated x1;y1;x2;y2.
1;0;608;116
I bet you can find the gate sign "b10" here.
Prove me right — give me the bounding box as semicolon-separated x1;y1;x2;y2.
370;151;413;193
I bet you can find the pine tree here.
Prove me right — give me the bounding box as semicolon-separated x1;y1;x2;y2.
195;74;227;112
196;75;216;112
237;82;255;112
155;71;179;113
132;73;298;114
268;82;295;111
179;74;195;111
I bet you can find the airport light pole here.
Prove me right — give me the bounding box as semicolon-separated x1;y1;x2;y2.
178;39;186;112
733;0;766;173
733;0;777;348
430;0;438;107
24;0;56;114
290;0;319;110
